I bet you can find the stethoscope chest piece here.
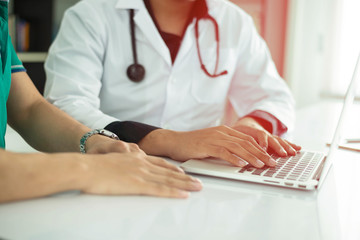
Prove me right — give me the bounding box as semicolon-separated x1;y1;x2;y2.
127;63;145;83
127;9;146;83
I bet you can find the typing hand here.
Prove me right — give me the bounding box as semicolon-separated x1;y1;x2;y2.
232;117;301;157
144;126;278;168
82;152;202;198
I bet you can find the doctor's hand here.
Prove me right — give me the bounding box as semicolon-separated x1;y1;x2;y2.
85;134;144;154
139;126;277;168
232;117;301;157
82;152;202;198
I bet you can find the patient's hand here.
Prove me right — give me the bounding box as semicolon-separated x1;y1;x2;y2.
86;134;143;154
232;117;301;156
82;152;202;198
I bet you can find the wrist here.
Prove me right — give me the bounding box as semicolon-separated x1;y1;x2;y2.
85;134;110;153
138;128;178;157
80;129;119;153
234;116;266;131
39;153;93;193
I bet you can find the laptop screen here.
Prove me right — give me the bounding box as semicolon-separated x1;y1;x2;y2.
318;53;360;188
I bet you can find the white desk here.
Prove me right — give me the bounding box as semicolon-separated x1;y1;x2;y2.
1;100;359;240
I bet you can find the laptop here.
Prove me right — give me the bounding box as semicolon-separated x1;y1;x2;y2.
181;53;360;191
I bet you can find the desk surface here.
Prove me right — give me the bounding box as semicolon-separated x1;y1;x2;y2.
1;100;359;240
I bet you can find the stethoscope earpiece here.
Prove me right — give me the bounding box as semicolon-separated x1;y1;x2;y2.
127;63;145;82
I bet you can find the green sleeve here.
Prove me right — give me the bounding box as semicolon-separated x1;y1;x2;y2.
9;35;26;73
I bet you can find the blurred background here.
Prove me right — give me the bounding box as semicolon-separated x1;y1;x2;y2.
8;0;360;109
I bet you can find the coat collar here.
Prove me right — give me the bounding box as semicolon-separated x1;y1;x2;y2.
113;0;212;67
115;0;209;16
115;0;171;66
115;0;145;10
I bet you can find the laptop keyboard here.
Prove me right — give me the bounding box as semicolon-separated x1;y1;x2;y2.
238;151;323;182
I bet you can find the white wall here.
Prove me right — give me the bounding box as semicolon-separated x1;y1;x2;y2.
284;0;340;108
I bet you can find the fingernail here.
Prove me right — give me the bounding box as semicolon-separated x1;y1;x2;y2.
281;149;287;156
269;158;277;166
256;160;265;168
192;177;202;184
238;159;247;167
177;167;185;173
178;191;190;198
191;181;203;190
262;146;267;152
290;148;297;155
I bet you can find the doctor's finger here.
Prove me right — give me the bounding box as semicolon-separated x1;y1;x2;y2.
284;140;302;151
238;140;276;167
221;135;270;158
220;139;274;167
255;130;269;151
223;126;265;152
145;155;184;173
273;137;297;156
207;146;248;167
267;137;289;157
208;141;266;168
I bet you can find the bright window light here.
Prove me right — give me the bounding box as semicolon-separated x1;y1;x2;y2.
331;0;360;96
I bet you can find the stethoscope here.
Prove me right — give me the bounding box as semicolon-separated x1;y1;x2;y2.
126;9;228;83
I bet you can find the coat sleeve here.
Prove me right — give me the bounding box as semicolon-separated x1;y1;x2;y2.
228;14;295;133
44;2;118;129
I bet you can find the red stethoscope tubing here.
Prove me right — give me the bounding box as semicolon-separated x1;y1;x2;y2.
195;15;228;78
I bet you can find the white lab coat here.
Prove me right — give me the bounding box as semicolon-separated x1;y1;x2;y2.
44;0;295;132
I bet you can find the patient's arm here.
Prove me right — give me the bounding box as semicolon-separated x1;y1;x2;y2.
0;149;202;203
6;72;139;154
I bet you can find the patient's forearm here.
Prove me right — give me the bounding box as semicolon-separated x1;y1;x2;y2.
7;72;90;152
0;150;88;203
17;99;90;152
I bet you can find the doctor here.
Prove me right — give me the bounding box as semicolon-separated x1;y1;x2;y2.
0;0;201;203
45;0;300;168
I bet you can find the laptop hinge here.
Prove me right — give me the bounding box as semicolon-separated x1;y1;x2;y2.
313;156;326;181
